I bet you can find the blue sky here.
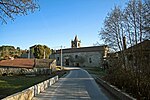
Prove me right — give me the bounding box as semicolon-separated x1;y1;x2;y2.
0;0;128;50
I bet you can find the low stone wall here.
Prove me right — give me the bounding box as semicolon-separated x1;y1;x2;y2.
2;75;58;100
96;77;136;100
0;67;52;76
0;67;29;75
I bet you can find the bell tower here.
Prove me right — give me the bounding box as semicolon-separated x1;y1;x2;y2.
71;35;81;48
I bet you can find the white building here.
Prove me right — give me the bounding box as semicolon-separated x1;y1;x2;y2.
51;36;109;67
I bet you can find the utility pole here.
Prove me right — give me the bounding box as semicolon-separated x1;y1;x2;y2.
43;49;45;59
28;48;30;59
60;45;62;66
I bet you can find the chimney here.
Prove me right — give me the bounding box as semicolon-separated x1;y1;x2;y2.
123;36;127;50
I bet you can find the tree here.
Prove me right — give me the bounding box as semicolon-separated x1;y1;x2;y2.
0;45;20;58
33;45;44;59
99;0;150;99
123;1;150;98
124;0;148;46
43;45;51;59
100;6;127;67
100;6;124;51
100;0;150;51
143;0;150;39
0;0;39;24
31;45;51;59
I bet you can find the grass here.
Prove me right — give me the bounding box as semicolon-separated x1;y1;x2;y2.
0;75;50;98
82;67;107;77
0;70;68;99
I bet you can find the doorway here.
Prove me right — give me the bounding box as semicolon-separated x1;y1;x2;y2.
76;63;80;67
65;59;69;66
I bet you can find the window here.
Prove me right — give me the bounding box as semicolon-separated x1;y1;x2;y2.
75;55;78;59
89;58;92;63
57;57;59;61
78;43;80;47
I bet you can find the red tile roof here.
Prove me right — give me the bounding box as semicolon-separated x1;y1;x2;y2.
0;59;34;69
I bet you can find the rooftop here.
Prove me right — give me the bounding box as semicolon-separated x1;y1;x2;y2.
0;59;34;69
55;45;108;54
0;59;55;69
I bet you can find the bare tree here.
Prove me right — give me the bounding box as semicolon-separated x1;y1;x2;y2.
124;1;150;98
124;0;145;46
143;0;150;39
100;6;125;51
99;6;127;68
99;0;150;99
0;0;39;24
100;0;149;51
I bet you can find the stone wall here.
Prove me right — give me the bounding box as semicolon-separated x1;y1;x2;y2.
96;77;136;100
0;68;34;76
32;68;51;75
55;51;103;67
2;75;58;100
0;67;53;76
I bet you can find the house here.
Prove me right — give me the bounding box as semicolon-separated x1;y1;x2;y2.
124;40;150;68
106;39;150;69
0;58;57;76
50;35;109;67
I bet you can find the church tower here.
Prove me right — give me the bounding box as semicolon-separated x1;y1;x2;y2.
71;35;81;48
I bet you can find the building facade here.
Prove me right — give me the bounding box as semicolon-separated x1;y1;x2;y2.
51;36;109;67
106;39;150;70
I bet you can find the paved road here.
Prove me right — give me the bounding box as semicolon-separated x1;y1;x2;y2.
33;67;116;100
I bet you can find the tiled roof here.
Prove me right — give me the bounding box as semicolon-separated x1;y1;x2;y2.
126;39;150;51
0;59;34;69
55;45;107;54
0;59;55;69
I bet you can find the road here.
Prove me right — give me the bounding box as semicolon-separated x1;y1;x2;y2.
33;67;116;100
